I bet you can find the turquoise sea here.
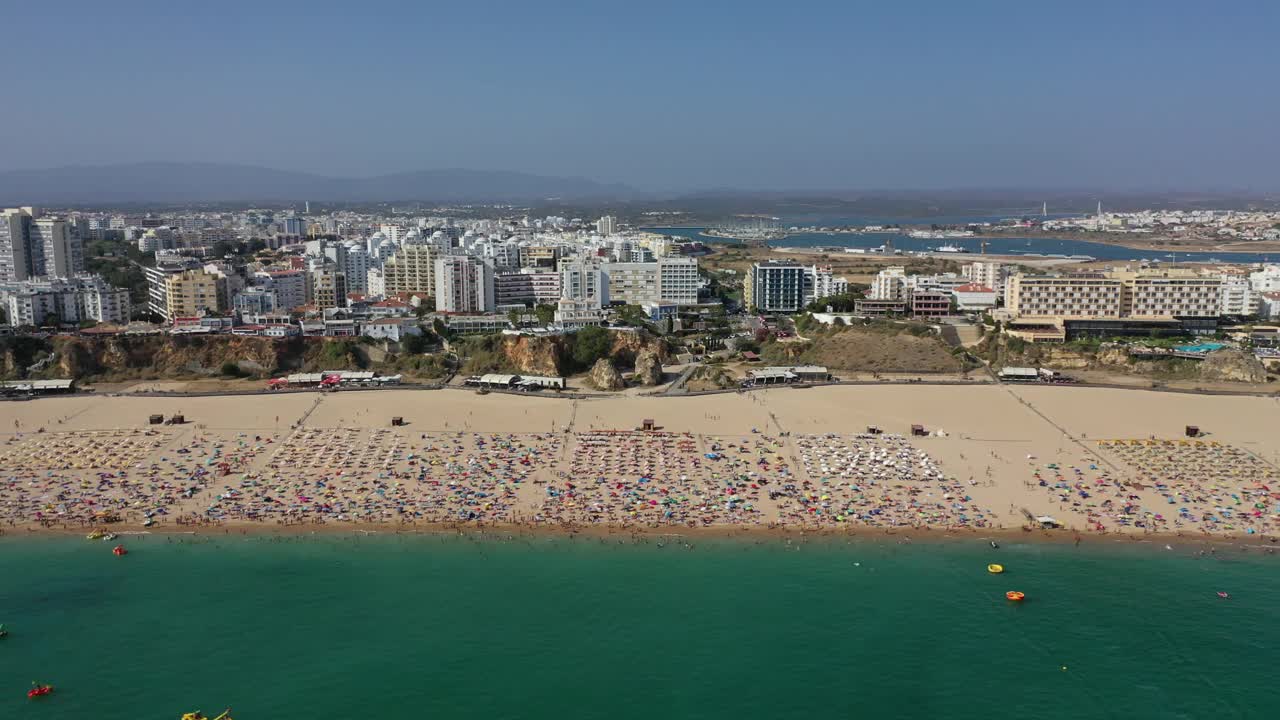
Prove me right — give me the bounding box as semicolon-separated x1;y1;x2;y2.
2;534;1277;719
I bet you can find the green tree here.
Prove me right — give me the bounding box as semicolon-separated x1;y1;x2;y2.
572;326;612;368
401;333;430;354
534;304;556;325
220;361;244;377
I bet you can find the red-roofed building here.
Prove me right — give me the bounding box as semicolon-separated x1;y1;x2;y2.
952;283;998;311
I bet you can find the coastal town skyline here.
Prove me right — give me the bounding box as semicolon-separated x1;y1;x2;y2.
5;3;1280;719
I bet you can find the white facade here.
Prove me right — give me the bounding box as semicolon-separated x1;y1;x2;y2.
963;262;1010;295
1249;265;1280;293
366;267;386;299
952;283;998;311
0;208;84;281
1;274;130;326
805;265;849;303
1218;274;1260;316
657;257;699;305
342;242;371;294
560;258;609;308
256;270;309;310
870;266;908;301
595;216;618;236
435;256;495;313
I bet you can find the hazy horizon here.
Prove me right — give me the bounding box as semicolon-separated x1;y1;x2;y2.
4;1;1278;192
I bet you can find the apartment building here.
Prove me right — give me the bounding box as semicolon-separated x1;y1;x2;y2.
494;268;562;307
745;261;806;313
604;257;699;306
164;270;222;319
435;256;495;313
383;244;436;296
309;266;348;310
869;266;908;301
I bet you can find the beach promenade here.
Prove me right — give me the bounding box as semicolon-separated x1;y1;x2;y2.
2;385;1278;540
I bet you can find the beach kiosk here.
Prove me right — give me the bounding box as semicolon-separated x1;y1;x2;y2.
641;418;656;432
1185;425;1201;438
391;416;405;427
911;424;928;437
148;414;165;425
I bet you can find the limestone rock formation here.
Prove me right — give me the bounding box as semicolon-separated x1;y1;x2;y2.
1199;349;1267;383
633;348;664;386
588;357;625;390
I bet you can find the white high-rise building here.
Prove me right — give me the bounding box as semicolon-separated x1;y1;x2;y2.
0;208;84;281
341;242;371;294
366;267;386;299
559;257;609;308
1218;274;1260;316
595;216;618;236
805;265;849;303
434;256;495;313
962;261;1010;295
870;266;908;301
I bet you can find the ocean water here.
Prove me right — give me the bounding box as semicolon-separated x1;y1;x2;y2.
1;535;1277;720
646;227;1280;264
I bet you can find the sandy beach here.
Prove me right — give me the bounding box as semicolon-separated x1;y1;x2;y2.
2;385;1278;542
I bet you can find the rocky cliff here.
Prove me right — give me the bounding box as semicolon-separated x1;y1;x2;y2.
991;336;1272;384
463;330;669;377
1;334;369;381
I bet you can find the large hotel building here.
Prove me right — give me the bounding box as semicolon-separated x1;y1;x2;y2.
1005;270;1221;319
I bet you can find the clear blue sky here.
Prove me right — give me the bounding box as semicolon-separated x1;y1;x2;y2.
4;0;1277;191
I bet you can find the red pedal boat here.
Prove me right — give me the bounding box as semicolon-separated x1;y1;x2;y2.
113;544;128;556
28;683;54;699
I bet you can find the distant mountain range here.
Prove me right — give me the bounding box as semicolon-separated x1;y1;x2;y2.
0;162;638;204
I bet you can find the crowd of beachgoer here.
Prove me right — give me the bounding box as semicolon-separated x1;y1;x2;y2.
539;432;794;526
1031;439;1279;536
0;429;172;471
202;431;563;525
775;433;998;530
0;430;268;525
4;420;1276;540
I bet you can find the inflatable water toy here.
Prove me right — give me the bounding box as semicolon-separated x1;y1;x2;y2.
28;683;54;699
86;529;106;540
1005;591;1025;602
182;710;233;720
113;545;128;556
988;564;1004;574
990;541;999;549
1217;591;1230;599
